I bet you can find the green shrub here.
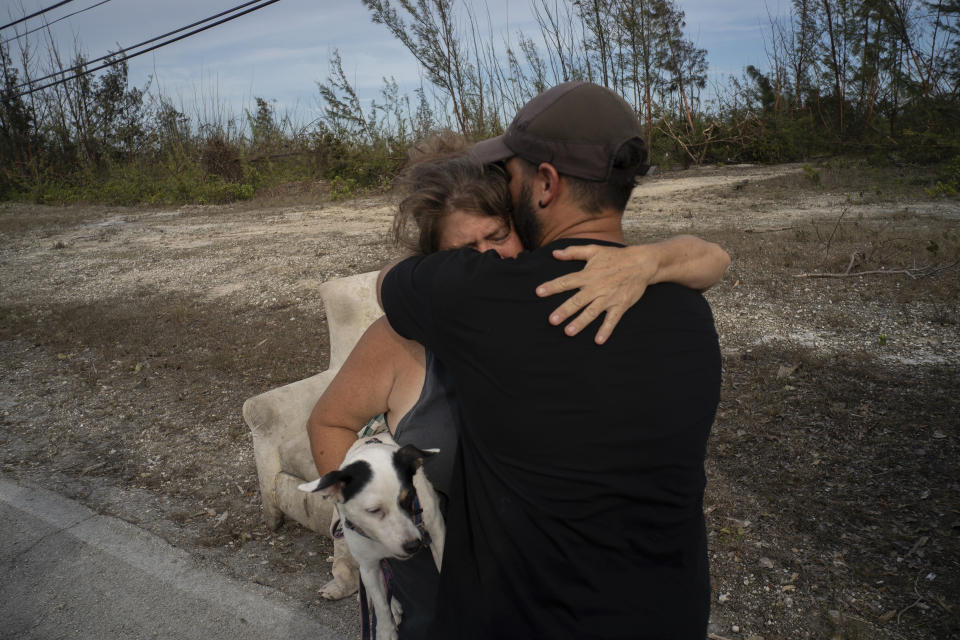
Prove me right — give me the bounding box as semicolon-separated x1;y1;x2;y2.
329;175;360;200
201;135;243;183
802;164;822;186
8;155;261;206
925;155;960;198
313;130;407;200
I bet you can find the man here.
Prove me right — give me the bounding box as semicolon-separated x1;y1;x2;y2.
379;82;722;639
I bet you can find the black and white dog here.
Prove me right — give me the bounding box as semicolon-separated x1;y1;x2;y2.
299;434;445;640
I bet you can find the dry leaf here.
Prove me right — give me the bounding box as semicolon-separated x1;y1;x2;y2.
777;364;799;379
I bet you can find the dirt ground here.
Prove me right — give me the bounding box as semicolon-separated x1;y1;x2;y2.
1;161;958;640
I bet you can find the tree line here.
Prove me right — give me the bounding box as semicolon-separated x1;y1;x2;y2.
2;0;958;204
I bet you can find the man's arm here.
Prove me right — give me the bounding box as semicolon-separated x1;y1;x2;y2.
624;234;730;291
379;249;482;347
535;235;730;344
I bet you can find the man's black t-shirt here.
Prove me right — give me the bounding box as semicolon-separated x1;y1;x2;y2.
381;238;721;640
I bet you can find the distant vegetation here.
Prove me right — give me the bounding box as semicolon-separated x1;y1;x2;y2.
1;0;959;205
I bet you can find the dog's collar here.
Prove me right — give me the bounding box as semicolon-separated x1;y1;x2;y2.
343;517;374;541
340;496;432;547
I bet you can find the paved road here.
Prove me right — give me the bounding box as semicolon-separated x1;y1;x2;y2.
0;477;345;640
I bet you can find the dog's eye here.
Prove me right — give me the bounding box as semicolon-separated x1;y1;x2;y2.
366;507;383;516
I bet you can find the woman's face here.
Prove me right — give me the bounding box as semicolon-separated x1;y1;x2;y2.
437;209;523;258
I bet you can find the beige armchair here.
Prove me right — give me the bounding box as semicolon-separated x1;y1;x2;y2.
241;270;382;596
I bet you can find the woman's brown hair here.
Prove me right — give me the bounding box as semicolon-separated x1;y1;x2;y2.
393;136;512;255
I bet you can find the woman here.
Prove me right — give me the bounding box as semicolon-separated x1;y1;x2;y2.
307;154;729;638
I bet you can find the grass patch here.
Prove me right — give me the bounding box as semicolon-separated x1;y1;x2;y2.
758;159;945;202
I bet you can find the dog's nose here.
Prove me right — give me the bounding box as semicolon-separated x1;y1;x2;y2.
402;539;422;555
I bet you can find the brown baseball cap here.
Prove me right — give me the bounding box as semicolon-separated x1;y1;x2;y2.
469;82;649;181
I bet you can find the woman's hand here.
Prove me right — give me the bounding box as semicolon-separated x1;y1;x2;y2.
536;244;658;345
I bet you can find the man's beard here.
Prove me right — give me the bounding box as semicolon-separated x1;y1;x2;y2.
512;184;544;250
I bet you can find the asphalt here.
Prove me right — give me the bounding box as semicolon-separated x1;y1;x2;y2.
0;477;346;640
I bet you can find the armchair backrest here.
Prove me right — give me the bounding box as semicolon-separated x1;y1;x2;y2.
318;271;383;370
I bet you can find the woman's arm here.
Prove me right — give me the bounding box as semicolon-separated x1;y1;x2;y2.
307;317;408;475
535;235;730;345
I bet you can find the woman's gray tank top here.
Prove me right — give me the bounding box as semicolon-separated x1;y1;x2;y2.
383;349;460;640
388;348;459;507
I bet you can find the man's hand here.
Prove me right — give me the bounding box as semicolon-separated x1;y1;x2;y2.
536;236;730;344
536;244;658;345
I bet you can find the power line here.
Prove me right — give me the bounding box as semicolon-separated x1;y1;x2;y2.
1;0;113;48
16;0;282;98
16;0;270;89
0;0;76;32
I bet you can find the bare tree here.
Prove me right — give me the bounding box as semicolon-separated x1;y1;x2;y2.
361;0;475;134
531;0;588;83
575;0;614;86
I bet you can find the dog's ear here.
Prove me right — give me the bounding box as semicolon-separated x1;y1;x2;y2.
298;460;373;502
393;445;439;474
298;469;348;500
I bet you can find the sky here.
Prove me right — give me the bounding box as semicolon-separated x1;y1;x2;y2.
2;0;792;125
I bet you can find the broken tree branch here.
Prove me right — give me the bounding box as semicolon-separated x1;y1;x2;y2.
843;251;860;275
744;226;796;233
795;261;959;279
822;204;849;261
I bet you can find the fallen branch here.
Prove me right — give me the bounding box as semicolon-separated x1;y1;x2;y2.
246;150;314;163
898;573;925;625
80;461;107;475
927;260;960;277
822;205;850;260
796;269;916;279
843;251;861;275
744;226;796;233
795;261;959;279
